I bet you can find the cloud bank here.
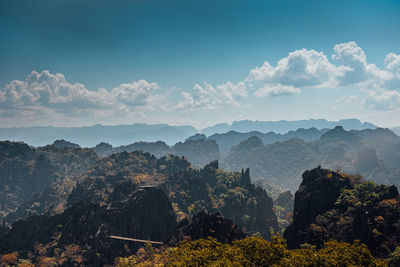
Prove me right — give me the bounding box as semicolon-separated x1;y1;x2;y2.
1;42;399;126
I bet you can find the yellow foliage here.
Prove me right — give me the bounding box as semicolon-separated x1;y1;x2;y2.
115;255;137;267
1;253;17;265
116;235;388;267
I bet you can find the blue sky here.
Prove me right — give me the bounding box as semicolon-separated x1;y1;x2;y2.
0;0;400;128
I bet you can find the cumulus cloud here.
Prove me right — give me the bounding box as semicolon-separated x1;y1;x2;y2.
0;70;163;124
111;80;159;106
248;41;388;90
254;84;300;97
248;48;342;88
176;81;247;110
361;52;400;111
382;53;400;90
247;41;400;111
332;41;389;85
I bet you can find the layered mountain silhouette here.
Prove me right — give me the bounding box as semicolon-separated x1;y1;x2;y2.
202;118;377;135
0;119;376;147
223;126;400;193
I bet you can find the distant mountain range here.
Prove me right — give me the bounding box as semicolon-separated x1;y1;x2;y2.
207;127;328;154
202;119;377;135
0;119;377;147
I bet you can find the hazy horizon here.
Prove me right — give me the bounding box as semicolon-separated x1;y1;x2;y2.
0;118;381;130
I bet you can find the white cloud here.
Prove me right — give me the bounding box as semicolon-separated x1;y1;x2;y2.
247;41;395;92
382;53;400;91
332;41;389;85
361;52;400;111
0;70;163;124
247;41;400;111
385;53;400;72
248;48;341;87
176;81;247;110
365;90;400;111
111;80;159;106
254;84;300;97
2;42;400;126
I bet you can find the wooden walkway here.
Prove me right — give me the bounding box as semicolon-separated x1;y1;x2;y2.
109;235;163;245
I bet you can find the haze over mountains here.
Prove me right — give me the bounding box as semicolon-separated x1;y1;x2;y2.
392;126;400;136
91;125;400;194
0;118;378;147
1;120;400;265
201;118;377;136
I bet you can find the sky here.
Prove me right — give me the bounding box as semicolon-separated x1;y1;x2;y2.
0;0;400;128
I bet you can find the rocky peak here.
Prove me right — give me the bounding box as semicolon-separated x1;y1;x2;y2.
284;166;400;257
240;168;251;186
284;166;353;248
0;186;178;265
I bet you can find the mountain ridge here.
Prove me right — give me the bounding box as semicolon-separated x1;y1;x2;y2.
0;119;378;147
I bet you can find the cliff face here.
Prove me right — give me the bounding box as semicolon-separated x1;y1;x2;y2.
284;166;352;247
284;166;400;257
0;187;177;265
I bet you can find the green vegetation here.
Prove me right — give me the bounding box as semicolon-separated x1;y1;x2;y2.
284;167;400;258
115;235;387;267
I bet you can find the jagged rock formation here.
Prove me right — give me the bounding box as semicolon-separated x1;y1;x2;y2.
161;160;278;237
167;211;245;246
284;166;400;257
0;187;177;265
